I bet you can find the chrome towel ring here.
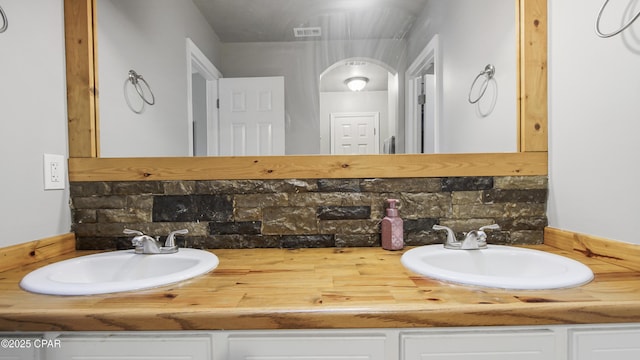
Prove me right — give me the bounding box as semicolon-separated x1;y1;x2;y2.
127;70;156;105
596;0;640;38
0;6;8;33
468;64;495;104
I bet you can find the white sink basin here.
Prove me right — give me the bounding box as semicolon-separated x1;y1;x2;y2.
401;245;593;290
20;248;219;296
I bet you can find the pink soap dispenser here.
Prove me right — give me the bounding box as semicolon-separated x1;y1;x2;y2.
381;199;404;250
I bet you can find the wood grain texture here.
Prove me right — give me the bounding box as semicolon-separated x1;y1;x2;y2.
2;244;640;331
545;227;640;272
519;0;548;151
68;152;548;181
64;0;98;158
0;233;76;273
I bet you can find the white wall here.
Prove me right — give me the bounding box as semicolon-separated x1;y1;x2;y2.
547;0;640;244
98;0;223;157
319;91;390;154
407;0;517;153
0;0;70;247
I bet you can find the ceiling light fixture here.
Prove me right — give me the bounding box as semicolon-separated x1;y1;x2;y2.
344;76;369;92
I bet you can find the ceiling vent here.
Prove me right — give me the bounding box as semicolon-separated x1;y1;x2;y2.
345;61;367;67
293;27;322;38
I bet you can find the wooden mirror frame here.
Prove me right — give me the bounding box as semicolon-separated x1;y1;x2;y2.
65;0;547;181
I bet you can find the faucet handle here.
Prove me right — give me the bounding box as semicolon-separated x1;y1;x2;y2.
479;224;500;232
124;229;155;247
165;229;188;247
123;229;144;236
474;224;500;248
124;229;146;247
432;225;458;247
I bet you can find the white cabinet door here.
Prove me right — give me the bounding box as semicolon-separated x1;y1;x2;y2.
228;332;387;360
0;345;41;360
0;335;45;360
402;330;556;360
45;334;211;360
0;349;40;360
570;327;640;360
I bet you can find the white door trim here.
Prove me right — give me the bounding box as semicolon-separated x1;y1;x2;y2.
405;34;441;154
186;38;223;156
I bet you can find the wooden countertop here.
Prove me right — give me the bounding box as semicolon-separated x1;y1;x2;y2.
2;244;640;332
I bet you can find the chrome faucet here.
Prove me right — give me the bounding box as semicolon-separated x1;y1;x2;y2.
460;229;488;250
433;224;500;250
123;229;188;254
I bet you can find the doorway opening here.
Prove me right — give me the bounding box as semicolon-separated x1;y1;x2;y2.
406;35;441;154
186;38;222;156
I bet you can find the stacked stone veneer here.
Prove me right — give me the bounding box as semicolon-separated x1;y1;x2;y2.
70;176;547;250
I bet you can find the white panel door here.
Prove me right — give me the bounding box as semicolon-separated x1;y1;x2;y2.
330;112;380;155
219;77;285;156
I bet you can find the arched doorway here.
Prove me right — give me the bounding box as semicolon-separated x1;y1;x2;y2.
319;58;399;154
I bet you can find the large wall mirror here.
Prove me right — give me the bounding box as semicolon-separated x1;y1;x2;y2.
65;0;547;181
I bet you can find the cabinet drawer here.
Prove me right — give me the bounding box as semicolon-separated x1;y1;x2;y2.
45;334;212;360
570;327;640;360
228;332;387;360
402;329;555;360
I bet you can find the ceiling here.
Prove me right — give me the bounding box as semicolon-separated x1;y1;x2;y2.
191;0;428;92
192;0;429;43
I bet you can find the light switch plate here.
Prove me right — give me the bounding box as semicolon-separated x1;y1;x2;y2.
44;154;66;190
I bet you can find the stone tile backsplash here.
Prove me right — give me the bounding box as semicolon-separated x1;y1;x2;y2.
70;176;547;250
